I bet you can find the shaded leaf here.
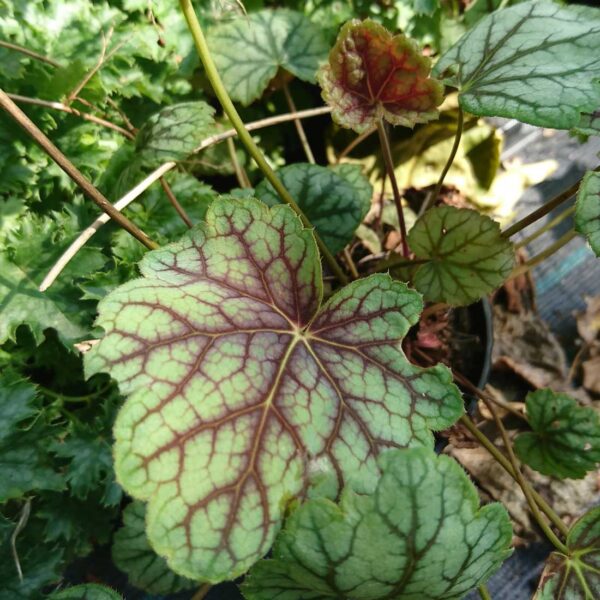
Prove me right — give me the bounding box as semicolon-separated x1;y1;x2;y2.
317;19;444;133
407;206;515;306
413;0;440;17
243;447;512;600
135;102;216;168
51;584;122;600
575;170;600;257
209;9;328;105
534;506;600;599
85;197;463;582
112;501;195;595
0;373;65;501
331;163;374;204
514;389;600;480
572;110;600;138
255;163;371;253
434;1;600;129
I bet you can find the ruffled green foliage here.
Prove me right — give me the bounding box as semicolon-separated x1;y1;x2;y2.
209;9;329;105
51;584;122;600
434;1;600;129
318;19;444;133
243;447;512;599
86;197;463;582
112;501;195;595
255;163;371;253
515;389;600;480
575;170;600;257
535;506;600;599
406;206;515;306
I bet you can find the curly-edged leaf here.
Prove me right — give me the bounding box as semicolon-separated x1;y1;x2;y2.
243;447;513;600
112;501;195;595
514;389;600;480
575;170;600;257
255;163;371;254
135;102;216;168
433;1;600;129
407;206;515;306
85;197;463;582
0;373;65;501
209;9;329;105
51;584;122;600
317;19;444;133
534;506;600;599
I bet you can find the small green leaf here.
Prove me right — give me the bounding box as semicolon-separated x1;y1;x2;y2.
434;1;600;129
575;170;600;257
573;110;600;138
255;163;371;253
112;501;195;595
85;197;462;582
243;447;513;600
534;506;600;599
514;389;600;479
209;9;329;105
407;206;515;306
318;19;444;133
50;584;122;600
413;0;440;17
135;102;216;167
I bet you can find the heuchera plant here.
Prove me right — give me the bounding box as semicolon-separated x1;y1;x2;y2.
1;0;600;599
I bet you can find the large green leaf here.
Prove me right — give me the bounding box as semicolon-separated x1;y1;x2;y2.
534;506;600;599
209;9;328;105
406;206;515;306
318;19;444;133
575;170;600;257
514;389;600;480
255;163;371;254
112;501;195;594
51;584;122;600
243;447;512;599
85;197;463;582
433;1;600;129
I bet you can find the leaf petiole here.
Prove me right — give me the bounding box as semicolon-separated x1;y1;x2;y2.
179;0;349;285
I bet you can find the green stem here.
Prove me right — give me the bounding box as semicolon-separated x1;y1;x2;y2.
179;0;348;285
511;229;578;278
420;107;464;215
479;396;569;554
460;415;569;539
478;584;492;600
502;179;582;239
376;119;409;257
282;81;316;164
515;205;576;250
37;383;112;403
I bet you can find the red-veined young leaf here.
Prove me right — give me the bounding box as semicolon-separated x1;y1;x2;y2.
317;19;444;133
84;197;463;583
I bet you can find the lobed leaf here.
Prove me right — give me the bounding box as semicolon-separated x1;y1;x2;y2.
317;19;444;133
255;163;371;254
433;1;600;130
243;447;513;600
575;170;600;257
534;506;600;599
406;206;515;306
112;501;195;595
209;9;329;105
85;197;463;582
514;389;600;479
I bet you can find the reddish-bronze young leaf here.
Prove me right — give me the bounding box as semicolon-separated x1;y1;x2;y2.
318;20;444;133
